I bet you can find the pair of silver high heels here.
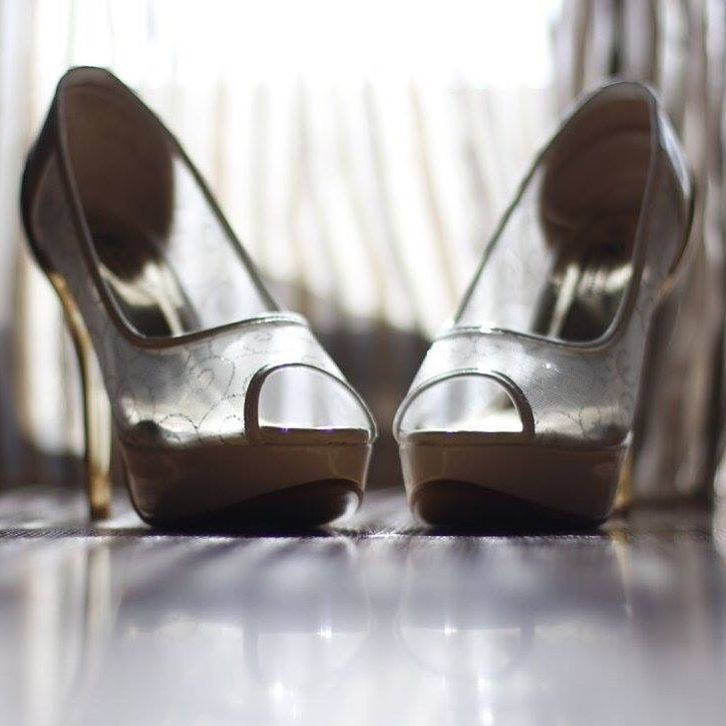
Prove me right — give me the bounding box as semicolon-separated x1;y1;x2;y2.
21;68;693;528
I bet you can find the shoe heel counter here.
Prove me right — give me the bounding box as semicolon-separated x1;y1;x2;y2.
656;108;696;281
20;100;59;272
657;107;692;209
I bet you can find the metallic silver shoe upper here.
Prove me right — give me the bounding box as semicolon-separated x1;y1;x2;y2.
26;67;376;450
395;82;693;449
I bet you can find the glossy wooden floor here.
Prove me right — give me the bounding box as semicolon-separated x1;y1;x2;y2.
1;485;725;725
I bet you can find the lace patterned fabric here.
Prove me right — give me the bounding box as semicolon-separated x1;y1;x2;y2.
395;84;692;449
30;123;374;450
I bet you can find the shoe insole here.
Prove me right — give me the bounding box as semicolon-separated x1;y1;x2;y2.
91;220;202;337
532;212;635;342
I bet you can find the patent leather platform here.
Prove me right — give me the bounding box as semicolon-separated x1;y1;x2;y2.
21;67;376;528
395;82;694;527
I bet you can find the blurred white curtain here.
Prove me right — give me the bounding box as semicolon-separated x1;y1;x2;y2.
0;0;561;485
3;0;724;500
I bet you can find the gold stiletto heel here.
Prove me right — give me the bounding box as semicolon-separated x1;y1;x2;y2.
48;272;112;520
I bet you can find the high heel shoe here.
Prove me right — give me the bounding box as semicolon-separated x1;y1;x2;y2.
394;82;694;527
20;67;376;527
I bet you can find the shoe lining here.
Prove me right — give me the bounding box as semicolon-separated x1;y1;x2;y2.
457;89;652;345
62;78;269;338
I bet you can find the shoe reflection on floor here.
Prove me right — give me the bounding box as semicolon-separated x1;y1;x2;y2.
0;490;725;725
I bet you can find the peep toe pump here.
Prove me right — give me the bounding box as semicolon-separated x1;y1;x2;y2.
395;82;694;526
21;67;376;527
